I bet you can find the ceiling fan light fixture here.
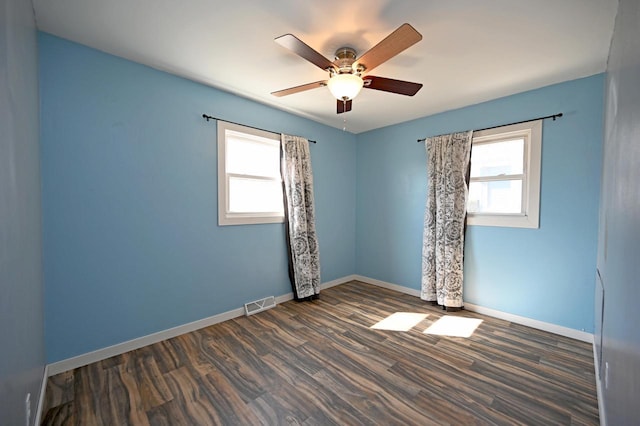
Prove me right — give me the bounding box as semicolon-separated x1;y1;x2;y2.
327;73;364;101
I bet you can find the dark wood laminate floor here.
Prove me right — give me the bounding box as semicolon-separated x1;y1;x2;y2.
41;281;599;425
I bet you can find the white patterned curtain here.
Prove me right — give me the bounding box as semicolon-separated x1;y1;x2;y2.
281;135;320;300
421;131;472;308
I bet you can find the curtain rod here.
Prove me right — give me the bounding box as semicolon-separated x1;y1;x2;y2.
202;114;317;144
416;113;563;143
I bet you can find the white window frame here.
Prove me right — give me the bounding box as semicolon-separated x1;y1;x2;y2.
467;120;542;229
217;121;284;226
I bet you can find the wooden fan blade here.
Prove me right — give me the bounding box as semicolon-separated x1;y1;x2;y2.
271;81;327;97
363;76;422;96
354;23;422;73
275;34;336;71
337;99;352;114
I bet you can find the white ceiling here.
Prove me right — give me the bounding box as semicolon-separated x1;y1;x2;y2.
33;0;618;134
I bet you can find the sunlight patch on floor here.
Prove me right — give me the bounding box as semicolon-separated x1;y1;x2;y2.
423;315;483;337
370;312;429;331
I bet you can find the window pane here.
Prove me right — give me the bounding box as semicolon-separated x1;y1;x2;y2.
228;177;284;214
226;132;280;178
468;180;522;214
470;139;524;178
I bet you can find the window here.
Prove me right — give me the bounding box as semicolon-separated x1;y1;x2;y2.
467;120;542;228
217;121;284;226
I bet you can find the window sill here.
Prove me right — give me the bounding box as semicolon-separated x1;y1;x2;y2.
467;213;539;229
219;214;284;226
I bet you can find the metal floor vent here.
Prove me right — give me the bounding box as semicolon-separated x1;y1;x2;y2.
244;296;276;316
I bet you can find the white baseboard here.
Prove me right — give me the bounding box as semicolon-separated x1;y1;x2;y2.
47;306;245;375
47;275;355;376
47;273;592;376
322;274;358;290
275;292;294;304
34;364;48;425
353;275;421;297
463;302;593;342
353;274;593;343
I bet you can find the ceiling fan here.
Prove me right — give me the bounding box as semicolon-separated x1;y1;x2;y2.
271;23;423;114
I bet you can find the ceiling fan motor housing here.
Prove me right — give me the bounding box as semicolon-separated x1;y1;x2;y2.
333;47;358;74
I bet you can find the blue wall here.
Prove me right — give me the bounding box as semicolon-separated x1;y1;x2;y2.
40;31;605;364
598;0;640;422
39;33;356;363
356;75;603;332
0;0;46;423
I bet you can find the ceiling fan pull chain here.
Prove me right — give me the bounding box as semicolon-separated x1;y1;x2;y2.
342;98;347;131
